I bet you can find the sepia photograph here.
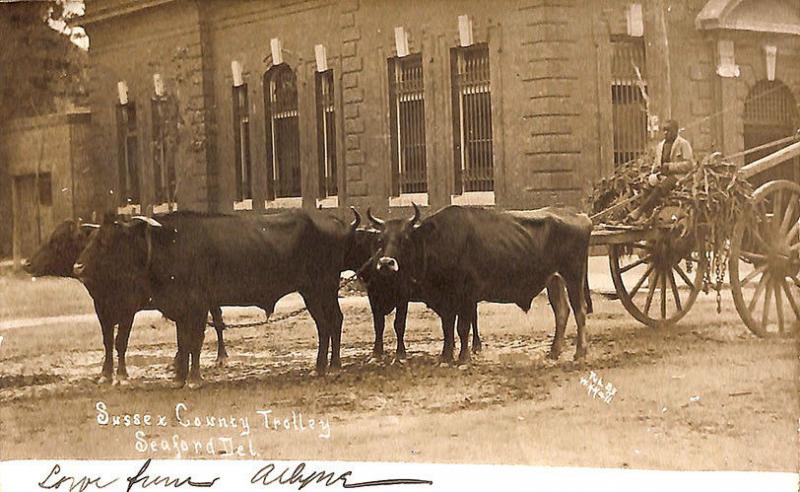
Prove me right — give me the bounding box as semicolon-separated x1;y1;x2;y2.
0;0;798;490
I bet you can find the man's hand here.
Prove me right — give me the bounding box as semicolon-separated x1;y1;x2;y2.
647;173;661;187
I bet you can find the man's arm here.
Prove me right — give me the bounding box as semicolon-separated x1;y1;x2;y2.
663;138;694;175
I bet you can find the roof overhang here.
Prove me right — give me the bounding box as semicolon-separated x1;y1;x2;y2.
696;0;800;35
77;0;179;27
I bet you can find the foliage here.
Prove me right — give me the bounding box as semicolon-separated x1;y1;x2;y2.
0;1;88;122
589;152;756;309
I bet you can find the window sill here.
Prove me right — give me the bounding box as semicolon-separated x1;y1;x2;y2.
316;195;339;209
266;197;303;209
233;199;253;211
389;193;428;207
117;204;141;215
451;191;495;206
153;202;178;214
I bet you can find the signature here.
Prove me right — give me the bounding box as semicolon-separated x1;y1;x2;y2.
37;460;430;491
251;462;433;490
38;460;219;492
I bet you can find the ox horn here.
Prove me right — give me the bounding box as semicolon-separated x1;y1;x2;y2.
366;207;384;228
409;202;421;225
132;215;163;227
80;223;100;229
349;206;361;230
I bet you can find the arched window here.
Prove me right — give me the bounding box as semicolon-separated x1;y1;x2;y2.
744;80;799;184
264;64;301;199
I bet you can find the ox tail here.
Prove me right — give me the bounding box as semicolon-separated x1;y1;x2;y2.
583;257;593;315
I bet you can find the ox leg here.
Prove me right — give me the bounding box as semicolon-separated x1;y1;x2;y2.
546;276;570;360
114;315;134;385
173;320;191;388
368;294;385;362
96;309;114;385
301;294;331;376
456;310;472;365
565;273;588;360
439;312;456;365
326;297;344;370
187;316;206;389
209;306;228;367
394;300;408;361
470;303;482;354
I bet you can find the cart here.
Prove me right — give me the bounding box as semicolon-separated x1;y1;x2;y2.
589;135;800;336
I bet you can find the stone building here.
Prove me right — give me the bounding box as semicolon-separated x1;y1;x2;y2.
73;0;800;221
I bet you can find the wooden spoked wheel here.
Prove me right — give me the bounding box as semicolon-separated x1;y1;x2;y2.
609;234;707;328
730;180;800;337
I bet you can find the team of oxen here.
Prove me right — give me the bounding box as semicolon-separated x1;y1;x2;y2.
24;204;593;388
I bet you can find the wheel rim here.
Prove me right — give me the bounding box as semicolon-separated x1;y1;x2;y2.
609;235;706;328
730;179;800;337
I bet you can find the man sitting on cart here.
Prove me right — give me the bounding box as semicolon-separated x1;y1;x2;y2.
627;119;694;224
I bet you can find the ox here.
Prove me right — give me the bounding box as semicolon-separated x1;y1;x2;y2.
350;223;482;362
24;219;229;384
367;204;592;364
76;209;359;388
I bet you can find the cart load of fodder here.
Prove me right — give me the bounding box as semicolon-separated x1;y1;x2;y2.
589;151;756;310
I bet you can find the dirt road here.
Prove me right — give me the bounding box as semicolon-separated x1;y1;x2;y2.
0;276;797;471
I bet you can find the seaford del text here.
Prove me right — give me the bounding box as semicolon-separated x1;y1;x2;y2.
94;401;332;458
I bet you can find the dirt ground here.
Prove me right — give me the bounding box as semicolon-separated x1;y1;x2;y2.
0;273;797;472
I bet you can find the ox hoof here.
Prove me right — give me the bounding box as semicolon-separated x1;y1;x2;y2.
366;356;381;365
97;375;112;385
187;380;203;390
573;349;587;361
437;361;452;369
548;349;562;361
171;380;186;389
117;377;131;387
391;356;407;366
215;357;228;368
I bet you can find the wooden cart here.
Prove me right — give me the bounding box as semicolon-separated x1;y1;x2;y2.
589;136;800;335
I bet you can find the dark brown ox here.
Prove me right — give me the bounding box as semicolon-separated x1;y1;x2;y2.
24;218;229;384
76;209;360;388
367;204;592;364
352;217;482;363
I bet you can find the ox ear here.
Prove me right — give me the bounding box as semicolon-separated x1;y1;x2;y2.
78;222;100;239
131;216;163;227
411;219;435;236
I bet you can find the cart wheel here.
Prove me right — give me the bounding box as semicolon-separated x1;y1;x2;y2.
609;237;706;328
730;180;800;337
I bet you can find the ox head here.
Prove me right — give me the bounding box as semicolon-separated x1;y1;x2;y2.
366;203;422;277
74;213;163;286
23;219;99;277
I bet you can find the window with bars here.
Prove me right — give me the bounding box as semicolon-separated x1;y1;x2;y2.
232;84;252;202
151;96;177;204
610;36;648;166
388;53;427;196
451;43;494;194
315;70;337;198
116;102;140;205
264;64;301;200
